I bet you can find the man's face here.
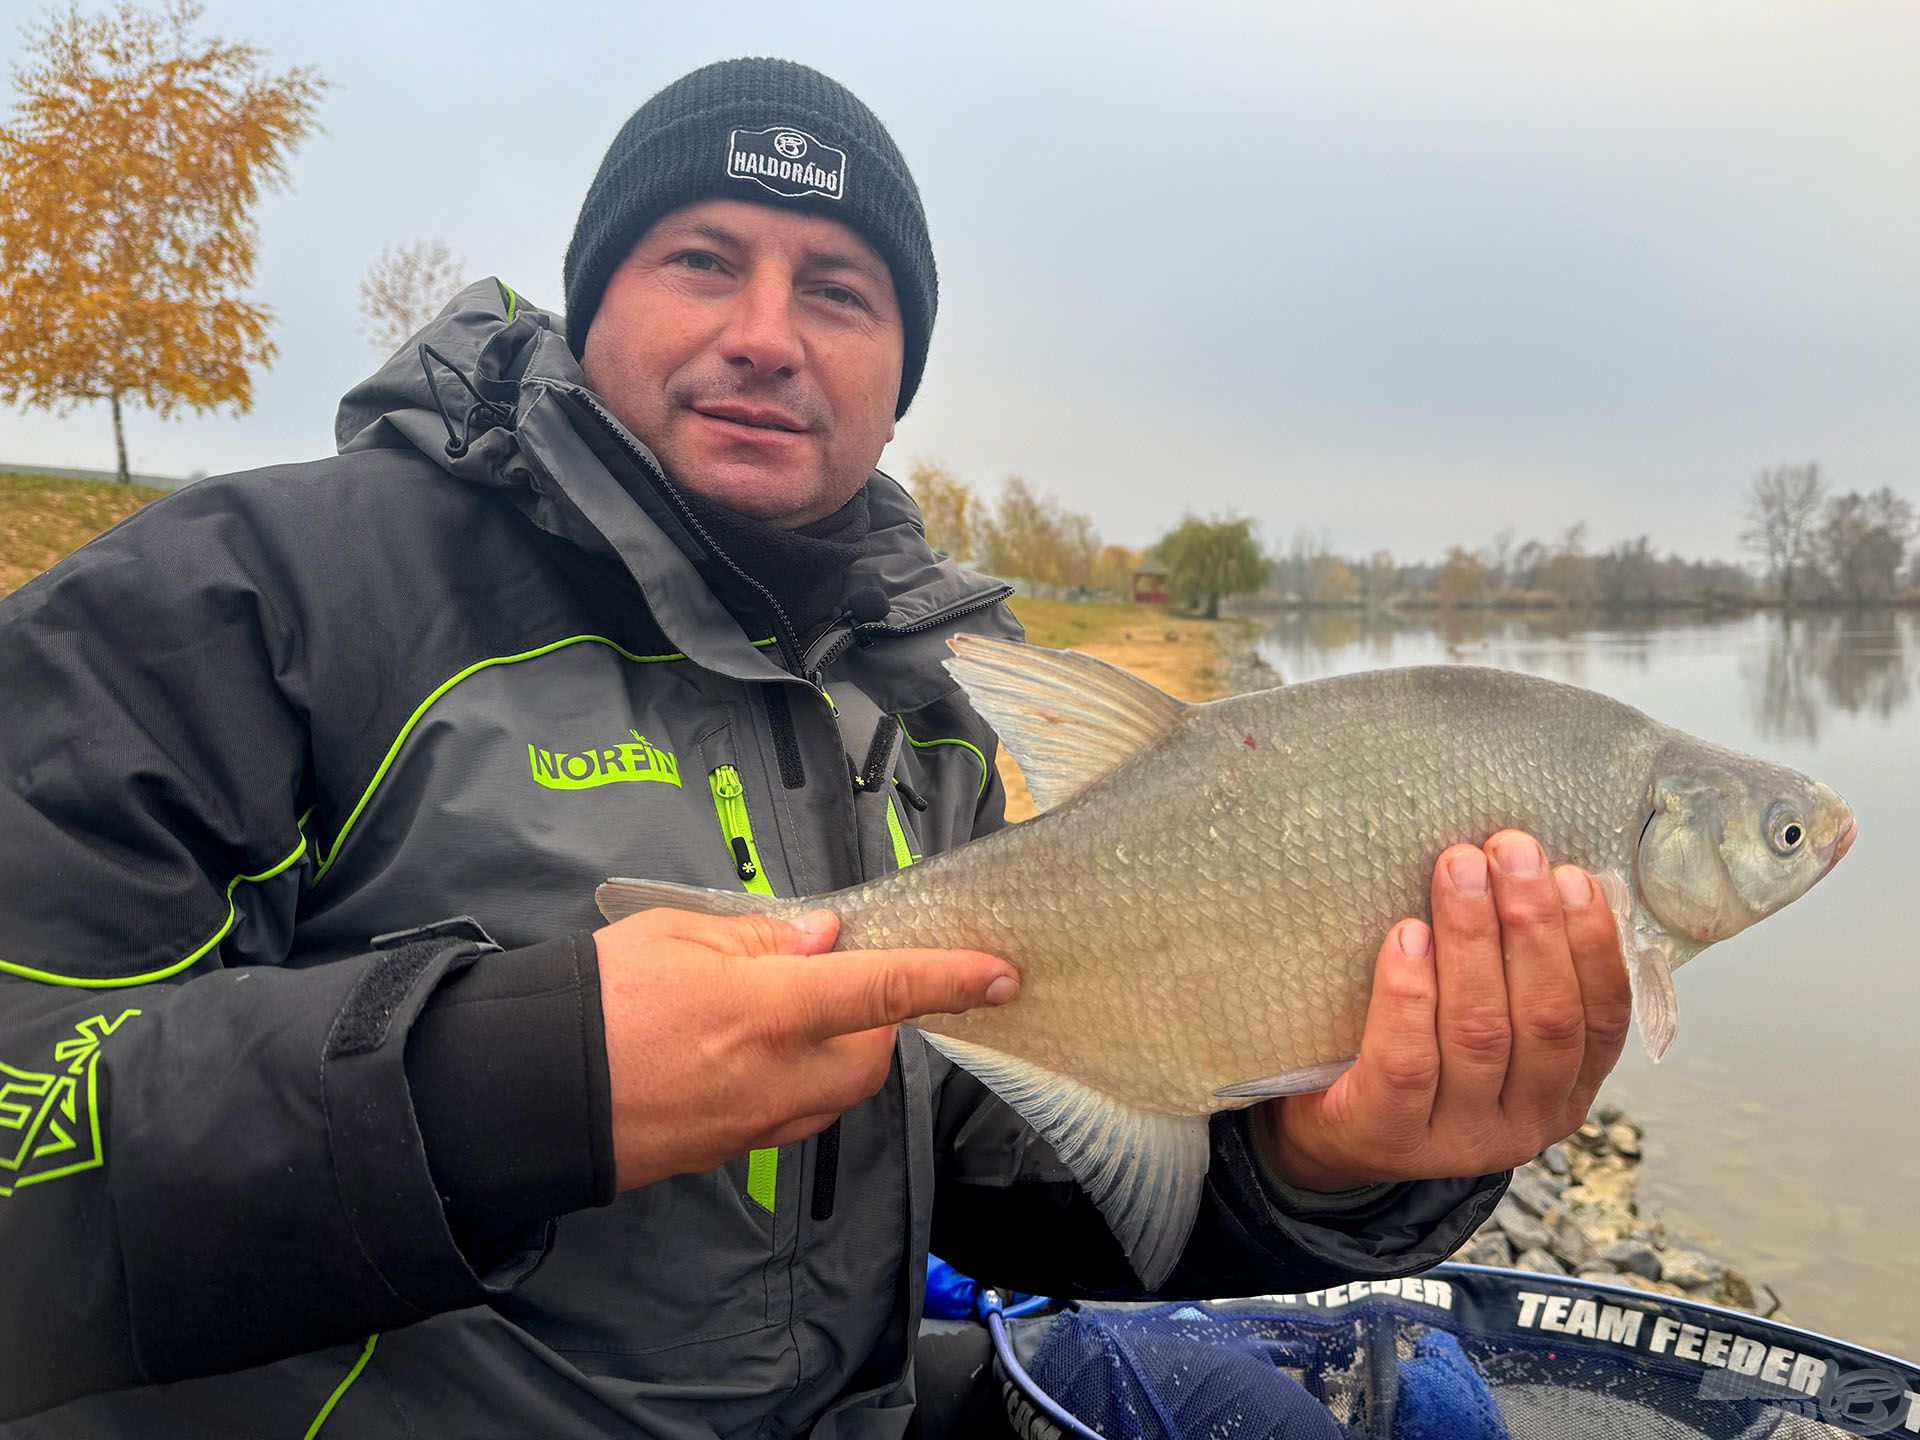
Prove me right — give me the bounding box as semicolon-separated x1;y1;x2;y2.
580;198;904;529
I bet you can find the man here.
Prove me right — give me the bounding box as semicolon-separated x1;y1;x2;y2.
0;58;1629;1436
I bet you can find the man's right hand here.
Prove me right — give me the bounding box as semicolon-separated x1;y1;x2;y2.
594;907;1019;1191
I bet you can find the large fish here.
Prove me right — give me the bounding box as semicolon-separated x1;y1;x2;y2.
598;636;1855;1288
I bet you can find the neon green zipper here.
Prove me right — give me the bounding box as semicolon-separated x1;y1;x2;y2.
885;793;920;870
709;765;774;897
710;763;780;1209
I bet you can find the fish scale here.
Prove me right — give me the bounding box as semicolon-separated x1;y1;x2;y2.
597;638;1853;1291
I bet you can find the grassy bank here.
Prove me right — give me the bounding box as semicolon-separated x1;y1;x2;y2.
997;597;1246;820
0;471;167;600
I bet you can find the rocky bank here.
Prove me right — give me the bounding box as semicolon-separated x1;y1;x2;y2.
1454;1102;1783;1319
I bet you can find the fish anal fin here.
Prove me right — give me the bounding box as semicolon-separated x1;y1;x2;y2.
1213;1056;1355;1101
919;1030;1207;1291
943;635;1188;813
596;878;789;924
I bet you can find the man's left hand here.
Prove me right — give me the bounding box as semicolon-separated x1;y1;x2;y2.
1254;829;1633;1192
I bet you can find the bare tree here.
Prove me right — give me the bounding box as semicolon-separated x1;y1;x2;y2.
1817;487;1917;603
359;238;465;354
1741;463;1826;604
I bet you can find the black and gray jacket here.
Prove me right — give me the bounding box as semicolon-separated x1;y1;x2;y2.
0;282;1503;1436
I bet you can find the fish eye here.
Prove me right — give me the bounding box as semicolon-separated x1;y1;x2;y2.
1766;804;1807;855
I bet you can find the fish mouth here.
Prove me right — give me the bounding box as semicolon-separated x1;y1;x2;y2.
1828;817;1857;866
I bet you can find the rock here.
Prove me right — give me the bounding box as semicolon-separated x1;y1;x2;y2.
1506;1169;1561;1219
1595;1101;1625;1126
1491;1197;1553;1254
1606;1124;1642;1159
1603;1239;1662;1280
1537;1143;1571;1178
1715;1268;1757;1312
1659;1248;1723;1290
1554;1210;1629;1269
1571;1121;1608;1152
1462;1234;1514;1268
1514;1247;1568;1276
1561;1164;1638;1213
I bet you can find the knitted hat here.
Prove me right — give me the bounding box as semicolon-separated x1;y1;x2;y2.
563;58;937;418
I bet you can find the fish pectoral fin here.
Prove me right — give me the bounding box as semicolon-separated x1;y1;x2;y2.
943;635;1188;813
1213;1057;1356;1101
1628;942;1680;1062
1592;868;1681;1063
596;878;786;923
918;1031;1208;1292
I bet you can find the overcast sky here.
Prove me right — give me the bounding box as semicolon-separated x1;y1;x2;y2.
4;0;1916;562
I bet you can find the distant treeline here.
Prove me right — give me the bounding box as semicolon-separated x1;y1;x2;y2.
911;460;1918;615
1272;465;1916;611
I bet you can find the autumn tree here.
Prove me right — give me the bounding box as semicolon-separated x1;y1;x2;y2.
906;460;983;562
1154;514;1266;619
1431;546;1490;608
1536;523;1595;609
359;237;464;355
977;476;1100;596
1090;543;1144;597
1305;554;1359;605
1741;463;1826;605
0;2;324;481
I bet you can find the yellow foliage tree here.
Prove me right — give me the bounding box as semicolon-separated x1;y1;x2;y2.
905;460;983;562
1432;546;1491;608
0;2;325;481
1091;543;1144;597
978;476;1101;597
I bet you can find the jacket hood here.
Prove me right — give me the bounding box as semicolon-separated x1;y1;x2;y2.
332;278;1015;702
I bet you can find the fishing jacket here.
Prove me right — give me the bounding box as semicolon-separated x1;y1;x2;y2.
0;282;1503;1436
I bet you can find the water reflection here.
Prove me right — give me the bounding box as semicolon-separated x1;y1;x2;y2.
1743;611;1914;742
1258;608;1917;741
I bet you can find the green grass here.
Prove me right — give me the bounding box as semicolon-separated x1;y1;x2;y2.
0;471;168;599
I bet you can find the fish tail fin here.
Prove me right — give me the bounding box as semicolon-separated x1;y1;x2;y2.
918;1030;1208;1291
596;878;792;924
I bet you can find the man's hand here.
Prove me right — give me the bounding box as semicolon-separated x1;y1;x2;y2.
1255;829;1632;1192
595;907;1018;1191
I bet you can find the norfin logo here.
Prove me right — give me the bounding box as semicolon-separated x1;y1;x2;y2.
529;731;682;791
727;125;846;201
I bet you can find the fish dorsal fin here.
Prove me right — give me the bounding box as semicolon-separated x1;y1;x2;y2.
944;635;1188;812
918;1030;1210;1291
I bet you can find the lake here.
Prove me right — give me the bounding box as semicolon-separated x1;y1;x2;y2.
1253;607;1920;1357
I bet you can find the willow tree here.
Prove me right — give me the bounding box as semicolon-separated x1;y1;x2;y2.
1154;514;1266;619
0;3;324;481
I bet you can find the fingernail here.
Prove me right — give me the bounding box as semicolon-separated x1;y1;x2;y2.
1447;849;1488;895
1398;921;1432;960
792;909;837;940
1494;834;1545;877
1554;865;1592;907
986;974;1020;1005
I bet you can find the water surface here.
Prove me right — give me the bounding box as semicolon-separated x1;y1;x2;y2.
1255;609;1919;1356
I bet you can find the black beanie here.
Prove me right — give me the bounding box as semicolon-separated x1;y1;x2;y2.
563;57;937;419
